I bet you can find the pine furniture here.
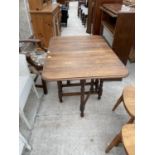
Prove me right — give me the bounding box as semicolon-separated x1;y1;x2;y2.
105;85;135;153
122;124;135;155
28;1;61;47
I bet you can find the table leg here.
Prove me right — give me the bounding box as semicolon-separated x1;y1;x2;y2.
57;81;63;102
67;80;70;85
80;80;86;117
98;79;104;99
90;79;94;92
95;79;99;93
41;79;48;95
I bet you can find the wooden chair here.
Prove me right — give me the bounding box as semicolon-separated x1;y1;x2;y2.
105;85;135;153
19;39;48;95
122;124;135;155
112;85;135;123
105;124;135;155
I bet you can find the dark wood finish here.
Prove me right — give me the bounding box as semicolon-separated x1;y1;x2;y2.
41;79;48;94
19;39;48;95
62;91;98;96
86;0;123;35
86;0;95;33
43;35;128;116
100;4;135;64
29;2;61;47
80;80;86;117
95;79;99;92
98;79;104;99
57;81;63;102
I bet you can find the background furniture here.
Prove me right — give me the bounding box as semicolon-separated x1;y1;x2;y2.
78;0;86;16
28;1;61;47
100;4;135;65
19;39;48;95
105;85;135;153
43;35;128;117
19;54;40;129
123;0;135;6
80;3;88;26
19;132;31;155
57;0;69;7
86;0;123;35
61;5;69;26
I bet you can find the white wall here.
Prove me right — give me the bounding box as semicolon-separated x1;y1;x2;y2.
19;0;33;39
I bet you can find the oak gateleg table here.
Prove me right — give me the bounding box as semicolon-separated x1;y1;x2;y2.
42;35;128;117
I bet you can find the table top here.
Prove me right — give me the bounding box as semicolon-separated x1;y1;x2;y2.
42;35;128;81
122;124;135;155
123;85;135;117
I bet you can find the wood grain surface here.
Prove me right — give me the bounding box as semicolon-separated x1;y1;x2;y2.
122;124;135;155
42;35;128;81
123;85;135;117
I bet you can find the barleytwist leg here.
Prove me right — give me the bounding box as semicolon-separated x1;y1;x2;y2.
57;81;63;103
80;80;86;117
98;79;104;100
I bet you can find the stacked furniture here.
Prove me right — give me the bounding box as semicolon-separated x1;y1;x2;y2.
78;0;86;16
86;0;123;35
57;0;69;7
28;0;61;47
100;4;135;65
86;0;135;65
105;85;135;153
78;0;88;26
61;5;69;26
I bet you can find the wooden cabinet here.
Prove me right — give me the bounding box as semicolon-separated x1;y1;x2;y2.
28;0;49;10
100;4;135;65
29;1;61;47
86;0;123;35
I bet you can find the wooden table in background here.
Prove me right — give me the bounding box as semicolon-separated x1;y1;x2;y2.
42;35;128;117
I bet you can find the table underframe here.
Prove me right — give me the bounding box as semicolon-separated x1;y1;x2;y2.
57;78;121;117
